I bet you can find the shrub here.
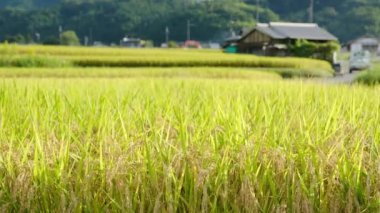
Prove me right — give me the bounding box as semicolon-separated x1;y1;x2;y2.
61;31;80;46
316;41;341;62
43;36;60;45
3;34;26;44
168;41;179;48
289;40;340;63
355;70;380;85
143;40;154;48
289;39;317;58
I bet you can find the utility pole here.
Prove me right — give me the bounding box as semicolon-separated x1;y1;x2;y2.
89;28;93;46
256;0;260;23
84;36;89;46
187;20;191;41
187;20;194;41
58;25;62;44
35;33;40;43
308;0;314;23
165;26;170;45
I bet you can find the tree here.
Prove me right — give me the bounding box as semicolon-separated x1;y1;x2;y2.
1;0;380;43
61;30;80;46
3;34;25;43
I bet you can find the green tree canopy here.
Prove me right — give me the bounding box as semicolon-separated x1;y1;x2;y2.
0;0;380;44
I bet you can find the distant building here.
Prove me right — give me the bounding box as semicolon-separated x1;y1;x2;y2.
347;36;380;53
183;40;202;49
120;36;142;48
223;35;241;53
203;42;221;49
93;41;106;47
223;22;337;56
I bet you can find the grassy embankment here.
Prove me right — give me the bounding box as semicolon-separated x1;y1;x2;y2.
355;63;380;85
0;44;334;78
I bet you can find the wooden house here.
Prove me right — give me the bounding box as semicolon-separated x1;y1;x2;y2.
225;22;337;56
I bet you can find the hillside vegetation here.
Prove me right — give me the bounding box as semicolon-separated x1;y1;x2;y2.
0;0;380;44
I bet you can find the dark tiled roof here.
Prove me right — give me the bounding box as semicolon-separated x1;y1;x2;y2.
256;24;286;39
347;36;379;45
242;22;338;41
225;35;242;42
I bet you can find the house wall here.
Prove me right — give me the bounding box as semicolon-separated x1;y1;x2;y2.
237;29;334;56
242;30;271;44
350;43;362;53
350;38;379;53
238;30;272;54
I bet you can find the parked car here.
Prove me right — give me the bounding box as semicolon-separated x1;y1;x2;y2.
349;50;371;73
333;62;342;74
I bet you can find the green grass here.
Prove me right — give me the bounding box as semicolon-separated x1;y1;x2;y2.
0;78;379;212
356;70;380;85
355;63;380;85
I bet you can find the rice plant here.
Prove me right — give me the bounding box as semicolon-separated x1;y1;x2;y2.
0;67;281;79
0;78;379;212
0;44;333;77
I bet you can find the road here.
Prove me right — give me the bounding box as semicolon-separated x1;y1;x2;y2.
321;72;358;84
317;60;359;84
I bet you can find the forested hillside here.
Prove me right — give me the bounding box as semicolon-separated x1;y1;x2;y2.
0;0;379;45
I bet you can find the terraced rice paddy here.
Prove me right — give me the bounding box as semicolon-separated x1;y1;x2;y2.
0;45;379;212
0;45;333;77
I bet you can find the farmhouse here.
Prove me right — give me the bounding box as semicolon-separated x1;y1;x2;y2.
225;22;337;56
347;36;380;53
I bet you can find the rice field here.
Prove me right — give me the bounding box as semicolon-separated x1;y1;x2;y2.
0;46;379;212
0;67;281;79
0;45;334;77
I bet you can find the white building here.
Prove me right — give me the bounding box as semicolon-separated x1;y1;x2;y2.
348;36;380;53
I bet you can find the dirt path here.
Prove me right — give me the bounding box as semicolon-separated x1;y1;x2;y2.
317;60;359;84
322;72;358;84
